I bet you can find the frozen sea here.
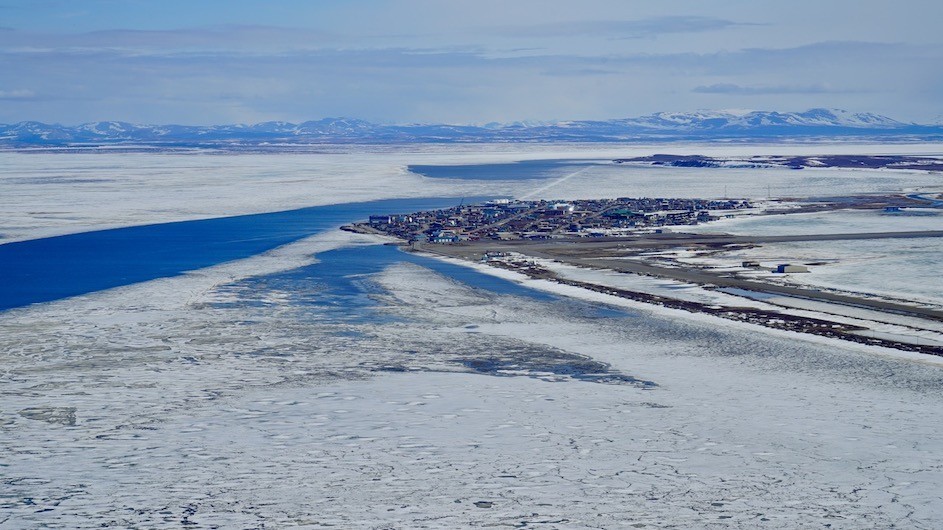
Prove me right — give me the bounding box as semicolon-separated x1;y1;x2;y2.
2;144;943;528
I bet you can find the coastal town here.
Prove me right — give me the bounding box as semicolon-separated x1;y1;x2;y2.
354;197;752;243
345;194;943;357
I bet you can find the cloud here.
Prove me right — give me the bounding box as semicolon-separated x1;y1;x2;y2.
0;33;938;124
541;67;621;77
693;83;848;95
0;25;337;53
494;16;757;39
0;88;36;99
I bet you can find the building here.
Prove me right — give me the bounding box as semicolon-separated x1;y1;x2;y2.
662;210;695;224
775;263;810;273
549;203;575;214
429;229;461;244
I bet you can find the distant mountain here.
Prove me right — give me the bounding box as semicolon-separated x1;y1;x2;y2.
2;109;941;147
621;108;907;130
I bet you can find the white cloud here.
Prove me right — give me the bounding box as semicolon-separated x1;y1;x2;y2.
492;16;758;39
1;1;942;124
693;83;850;95
0;88;36;99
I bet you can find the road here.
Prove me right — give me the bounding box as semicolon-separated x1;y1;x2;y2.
462;230;943;253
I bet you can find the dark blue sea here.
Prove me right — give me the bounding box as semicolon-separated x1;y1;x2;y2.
0;197;464;311
0;194;632;321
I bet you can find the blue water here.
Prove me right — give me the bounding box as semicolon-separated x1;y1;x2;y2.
215;243;636;326
0;197;469;311
408;159;600;181
0;194;634;322
218;244;560;324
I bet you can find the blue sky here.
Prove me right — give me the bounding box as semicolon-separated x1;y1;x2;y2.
1;0;941;124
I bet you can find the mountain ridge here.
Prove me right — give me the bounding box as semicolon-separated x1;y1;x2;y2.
3;109;941;146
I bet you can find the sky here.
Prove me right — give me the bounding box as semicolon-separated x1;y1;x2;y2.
1;0;941;125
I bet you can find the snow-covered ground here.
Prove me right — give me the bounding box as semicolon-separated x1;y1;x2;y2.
3;144;943;528
431;250;943;353
679;207;943;236
484;253;943;345
668;208;943;309
725;237;943;307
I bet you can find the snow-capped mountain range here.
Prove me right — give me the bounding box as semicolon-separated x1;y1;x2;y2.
2;109;940;146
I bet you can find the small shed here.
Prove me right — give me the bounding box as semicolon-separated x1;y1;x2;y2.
775;263;809;273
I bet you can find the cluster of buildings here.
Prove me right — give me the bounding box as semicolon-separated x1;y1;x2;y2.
363;197;752;243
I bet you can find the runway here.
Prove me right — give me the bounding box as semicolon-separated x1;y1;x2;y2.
423;230;943;322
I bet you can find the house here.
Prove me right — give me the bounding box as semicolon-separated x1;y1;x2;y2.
429;229;460;244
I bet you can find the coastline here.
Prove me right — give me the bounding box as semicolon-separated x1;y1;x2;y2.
401;242;943;367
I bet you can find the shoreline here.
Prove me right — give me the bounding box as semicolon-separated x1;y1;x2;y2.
399;242;943;363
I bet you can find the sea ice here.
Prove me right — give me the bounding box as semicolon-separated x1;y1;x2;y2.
3;144;943;528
